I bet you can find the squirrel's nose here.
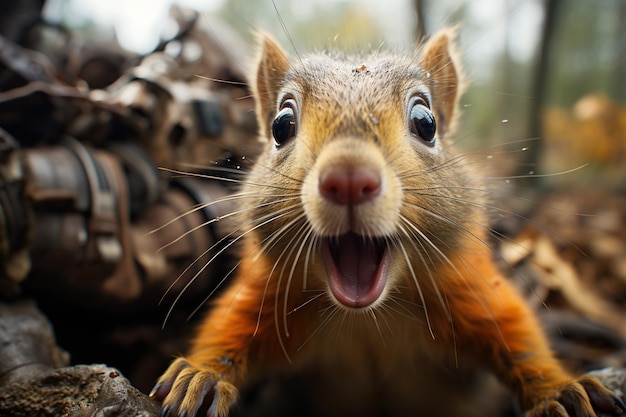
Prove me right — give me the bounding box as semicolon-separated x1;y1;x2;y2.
319;168;381;206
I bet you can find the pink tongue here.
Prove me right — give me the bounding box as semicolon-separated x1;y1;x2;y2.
325;233;387;307
336;234;379;293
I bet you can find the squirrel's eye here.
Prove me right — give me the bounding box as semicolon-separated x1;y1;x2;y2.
272;99;297;146
409;99;436;145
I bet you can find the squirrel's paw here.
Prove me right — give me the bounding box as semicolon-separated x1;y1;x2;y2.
150;357;238;417
525;375;626;417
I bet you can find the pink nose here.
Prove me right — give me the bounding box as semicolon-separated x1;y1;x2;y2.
319;168;381;205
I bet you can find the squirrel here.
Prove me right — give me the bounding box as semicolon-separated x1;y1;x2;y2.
150;29;626;417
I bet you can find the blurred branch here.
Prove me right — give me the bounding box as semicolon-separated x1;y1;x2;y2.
413;0;426;41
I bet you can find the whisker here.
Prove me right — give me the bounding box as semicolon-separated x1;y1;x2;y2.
252;210;305;337
289;291;326;314
396;216;461;364
399;211;492;304
175;162;250;177
465;163;589;182
186;261;241;321
367;308;387;348
396;152;473;181
405;190;586;256
397;216;451;322
402;197;495;255
242;206;309;363
160;167;302;191
159;200;299;306
298;304;339;352
251;160;306;185
455;136;542;153
406;183;597;223
383;293;424;323
283;224;316;337
265;213;309;339
398;210;506;347
302;230;319;290
193;74;247;85
162;204;298;328
256;210;307;259
147;191;250;236
156;195;301;253
393;232;434;339
272;0;302;64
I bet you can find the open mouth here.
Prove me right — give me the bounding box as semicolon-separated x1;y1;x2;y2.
322;232;390;308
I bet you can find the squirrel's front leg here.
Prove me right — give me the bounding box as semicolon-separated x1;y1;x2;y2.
151;352;241;417
151;255;277;417
445;260;625;417
150;294;252;417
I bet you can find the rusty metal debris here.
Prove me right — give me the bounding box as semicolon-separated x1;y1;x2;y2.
0;2;260;397
0;4;258;308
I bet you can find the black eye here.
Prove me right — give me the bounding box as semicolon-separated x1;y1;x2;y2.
409;99;436;145
272;99;297;146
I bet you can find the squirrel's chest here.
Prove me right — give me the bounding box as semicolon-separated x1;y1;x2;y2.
243;327;508;417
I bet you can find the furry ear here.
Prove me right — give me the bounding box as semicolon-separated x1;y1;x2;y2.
420;28;463;139
252;32;291;142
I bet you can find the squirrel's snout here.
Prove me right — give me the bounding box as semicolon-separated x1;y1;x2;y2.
318;168;382;206
302;138;400;237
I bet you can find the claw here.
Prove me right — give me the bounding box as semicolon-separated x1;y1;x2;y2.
593;394;626;416
579;375;626;416
159;405;169;417
150;382;163;398
610;395;626;416
151;380;174;401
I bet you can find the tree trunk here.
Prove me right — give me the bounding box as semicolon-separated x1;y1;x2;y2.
524;0;561;186
612;0;626;102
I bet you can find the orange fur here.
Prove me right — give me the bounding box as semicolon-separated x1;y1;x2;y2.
153;29;625;417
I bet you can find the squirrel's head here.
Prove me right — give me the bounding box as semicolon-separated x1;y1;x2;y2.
246;31;478;310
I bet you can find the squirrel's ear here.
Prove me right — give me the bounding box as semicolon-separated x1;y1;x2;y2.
420;28;463;139
253;32;291;142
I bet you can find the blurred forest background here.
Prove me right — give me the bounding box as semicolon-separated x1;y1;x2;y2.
0;0;621;400
44;0;626;189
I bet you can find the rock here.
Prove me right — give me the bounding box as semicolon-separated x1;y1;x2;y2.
0;300;159;417
0;300;69;385
0;364;159;417
589;367;626;401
